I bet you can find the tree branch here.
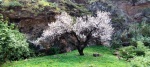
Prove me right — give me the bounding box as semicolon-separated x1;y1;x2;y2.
60;33;78;47
70;31;81;45
83;29;94;48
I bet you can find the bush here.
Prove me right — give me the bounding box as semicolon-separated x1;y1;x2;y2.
129;22;150;48
119;46;136;60
0;14;29;62
130;55;150;67
115;21;150;66
38;0;50;6
129;22;150;37
111;31;126;48
111;16;129;48
112;21;150;48
118;41;148;60
2;0;22;7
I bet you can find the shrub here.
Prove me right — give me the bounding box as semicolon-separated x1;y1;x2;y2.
9;1;22;7
2;1;22;7
116;21;150;67
0;14;29;62
111;16;129;48
129;22;150;37
118;41;148;60
112;21;150;48
111;31;127;48
130;55;150;67
38;0;50;6
119;46;136;60
129;22;150;48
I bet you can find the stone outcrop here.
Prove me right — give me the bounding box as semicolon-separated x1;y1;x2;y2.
116;1;150;22
1;9;57;40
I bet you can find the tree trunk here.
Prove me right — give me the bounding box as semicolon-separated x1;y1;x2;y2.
77;47;84;56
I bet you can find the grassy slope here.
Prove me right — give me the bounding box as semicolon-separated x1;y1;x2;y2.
2;46;129;67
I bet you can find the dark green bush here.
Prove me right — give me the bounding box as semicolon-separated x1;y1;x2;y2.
0;14;29;62
118;41;148;60
119;46;136;60
129;22;150;48
129;22;150;37
111;31;123;48
49;47;60;55
114;21;150;66
112;21;150;48
111;15;129;48
130;52;150;67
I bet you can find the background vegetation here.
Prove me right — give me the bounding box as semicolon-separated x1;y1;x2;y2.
0;14;30;62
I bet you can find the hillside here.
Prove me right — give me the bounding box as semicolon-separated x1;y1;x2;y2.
0;0;150;67
1;46;129;67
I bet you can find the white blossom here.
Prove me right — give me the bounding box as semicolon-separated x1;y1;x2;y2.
35;11;113;46
73;11;113;45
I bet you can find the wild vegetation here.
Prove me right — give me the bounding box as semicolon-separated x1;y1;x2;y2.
114;21;150;67
2;46;129;67
0;14;30;62
0;0;150;67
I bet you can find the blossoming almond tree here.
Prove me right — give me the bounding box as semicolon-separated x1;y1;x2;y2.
35;11;113;55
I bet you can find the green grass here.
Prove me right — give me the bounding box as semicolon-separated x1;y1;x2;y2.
2;46;129;67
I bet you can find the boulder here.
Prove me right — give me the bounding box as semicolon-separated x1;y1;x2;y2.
93;53;101;57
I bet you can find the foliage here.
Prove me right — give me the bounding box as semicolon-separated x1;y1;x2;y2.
129;22;150;48
38;0;50;6
2;46;129;67
0;14;29;62
111;16;129;48
87;0;99;4
118;41;149;60
130;56;150;67
129;22;150;37
112;21;150;48
1;0;61;12
49;47;60;55
111;31;124;48
62;0;90;16
49;2;59;8
113;20;150;66
130;47;150;67
2;0;22;7
119;46;136;60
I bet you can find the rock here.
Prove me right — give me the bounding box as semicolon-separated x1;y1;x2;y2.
117;1;150;22
115;48;120;50
113;51;119;55
122;42;130;46
93;53;101;57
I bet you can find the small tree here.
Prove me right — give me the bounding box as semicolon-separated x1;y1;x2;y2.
35;11;113;55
